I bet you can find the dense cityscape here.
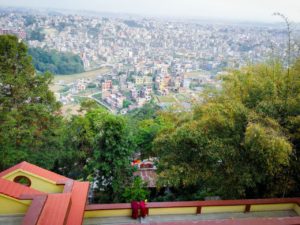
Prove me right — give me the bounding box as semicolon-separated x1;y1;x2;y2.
1;7;299;114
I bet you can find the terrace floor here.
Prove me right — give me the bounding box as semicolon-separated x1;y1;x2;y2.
83;210;298;225
0;215;23;225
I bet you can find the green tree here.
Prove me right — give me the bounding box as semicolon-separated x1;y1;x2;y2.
122;176;149;202
85;109;134;203
27;29;45;41
57;115;95;179
154;60;299;199
28;47;84;75
0;35;63;170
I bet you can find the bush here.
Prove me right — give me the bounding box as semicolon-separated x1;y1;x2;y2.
123;177;149;202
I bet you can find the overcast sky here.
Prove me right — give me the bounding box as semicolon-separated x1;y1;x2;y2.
1;0;300;22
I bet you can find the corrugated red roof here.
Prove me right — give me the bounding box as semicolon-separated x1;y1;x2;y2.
0;178;43;199
37;193;71;225
65;181;90;225
0;161;68;183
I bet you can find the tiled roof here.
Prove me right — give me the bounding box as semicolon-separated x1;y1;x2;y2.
0;178;43;199
65;181;90;225
134;169;157;187
36;193;71;225
0;161;68;183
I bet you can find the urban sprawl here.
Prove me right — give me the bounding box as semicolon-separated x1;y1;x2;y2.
1;9;298;114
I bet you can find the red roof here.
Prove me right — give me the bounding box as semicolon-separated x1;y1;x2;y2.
0;162;91;225
65;181;90;225
36;193;71;225
0;178;43;199
0;161;68;183
134;169;157;187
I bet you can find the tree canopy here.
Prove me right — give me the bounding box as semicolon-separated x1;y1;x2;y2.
154;61;300;199
28;47;84;75
0;35;64;170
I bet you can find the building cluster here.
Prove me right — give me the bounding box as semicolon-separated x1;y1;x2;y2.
1;9;299;113
1;10;296;73
0;27;26;39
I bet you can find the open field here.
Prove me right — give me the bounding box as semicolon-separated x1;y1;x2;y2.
175;93;190;102
53;67;111;83
50;67;111;93
184;70;210;79
156;95;177;103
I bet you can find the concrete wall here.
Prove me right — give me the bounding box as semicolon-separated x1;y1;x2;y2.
202;205;245;214
250;203;294;212
3;170;63;193
0;194;31;215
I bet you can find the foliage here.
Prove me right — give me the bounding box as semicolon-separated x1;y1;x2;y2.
127;102;161;122
84;109;135;203
79;99;100;112
27;29;45;41
123;20;142;28
28;47;84;75
154;60;300;199
123;99;132;108
0;35;64;170
56;114;94;179
122;176;149;202
23;15;36;26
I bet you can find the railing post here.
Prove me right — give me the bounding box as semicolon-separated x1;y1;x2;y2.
197;206;202;214
245;204;251;213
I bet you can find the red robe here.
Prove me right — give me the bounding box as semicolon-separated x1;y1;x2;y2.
140;201;148;217
131;201;139;219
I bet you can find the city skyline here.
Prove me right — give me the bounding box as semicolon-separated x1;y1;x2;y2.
1;0;300;23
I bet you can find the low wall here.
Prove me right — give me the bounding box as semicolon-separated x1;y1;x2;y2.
84;198;300;218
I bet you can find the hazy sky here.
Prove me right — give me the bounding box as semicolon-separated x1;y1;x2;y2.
1;0;300;22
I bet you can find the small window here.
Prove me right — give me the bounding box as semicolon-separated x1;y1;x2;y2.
13;176;31;187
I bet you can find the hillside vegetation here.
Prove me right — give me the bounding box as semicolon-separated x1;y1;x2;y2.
28;47;84;75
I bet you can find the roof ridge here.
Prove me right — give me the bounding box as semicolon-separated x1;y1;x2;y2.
0;177;43;199
0;161;69;183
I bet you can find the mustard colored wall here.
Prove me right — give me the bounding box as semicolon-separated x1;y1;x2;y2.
4;170;63;193
201;205;245;214
84;203;300;219
149;207;197;215
293;204;300;215
250;203;294;212
0;194;31;215
84;209;132;218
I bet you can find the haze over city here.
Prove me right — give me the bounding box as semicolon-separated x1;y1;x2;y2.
1;0;300;22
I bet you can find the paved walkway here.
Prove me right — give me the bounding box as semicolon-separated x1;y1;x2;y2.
83;210;298;225
0;215;23;225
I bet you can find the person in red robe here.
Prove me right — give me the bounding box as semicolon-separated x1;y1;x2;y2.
140;200;148;218
131;201;139;219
